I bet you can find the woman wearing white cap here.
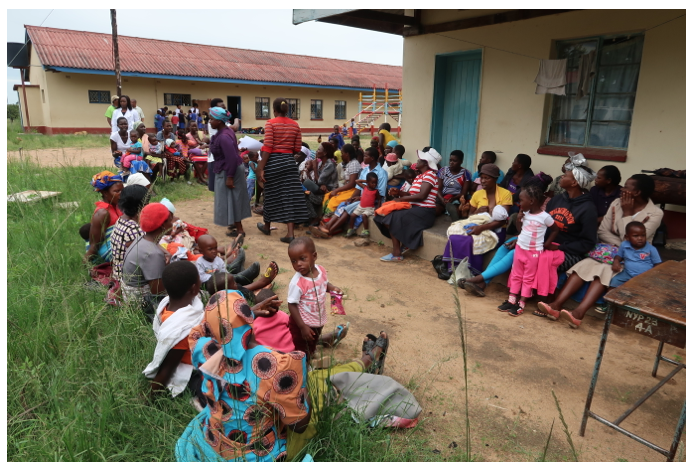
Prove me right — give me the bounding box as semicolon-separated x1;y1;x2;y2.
374;148;442;261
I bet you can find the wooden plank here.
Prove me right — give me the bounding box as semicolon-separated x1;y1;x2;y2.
611;307;686;348
404;9;578;37
604;260;686;327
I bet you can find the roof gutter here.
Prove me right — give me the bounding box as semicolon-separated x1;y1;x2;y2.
48;67;400;92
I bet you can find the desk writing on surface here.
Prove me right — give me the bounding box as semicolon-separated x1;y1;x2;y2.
580;260;686;461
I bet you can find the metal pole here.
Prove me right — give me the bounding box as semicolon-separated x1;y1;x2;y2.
580;305;614;436
110;9;122;96
652;341;664;377
19;67;31;132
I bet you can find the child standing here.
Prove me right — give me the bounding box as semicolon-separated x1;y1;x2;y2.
499;184;560;316
171;112;179;133
610;221;661;288
143;261;205;399
345;172;381;238
246;151;258;202
287;237;342;358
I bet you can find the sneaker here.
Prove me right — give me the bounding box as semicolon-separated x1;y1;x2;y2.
343;228;356;238
497;300;516;312
359;230;370;238
594;304;608;314
508;303;524;317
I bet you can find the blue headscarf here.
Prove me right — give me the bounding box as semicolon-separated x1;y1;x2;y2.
387;140;399;148
91;171;123;192
209;106;232;123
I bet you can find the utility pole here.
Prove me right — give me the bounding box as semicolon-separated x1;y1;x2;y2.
110;9;122;96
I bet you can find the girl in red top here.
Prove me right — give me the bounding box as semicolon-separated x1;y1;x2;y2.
255;98;310;243
374;149;442;261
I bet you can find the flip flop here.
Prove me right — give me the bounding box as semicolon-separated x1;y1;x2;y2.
256;222;271;236
230;232;245;251
561;309;582;328
332;322;350;348
362;334;377;354
309;226;330;239
537;302;560;321
462;281;486;297
366;332;389;375
380;253;404;262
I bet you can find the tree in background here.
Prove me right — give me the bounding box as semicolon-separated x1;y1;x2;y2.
8;104;20;122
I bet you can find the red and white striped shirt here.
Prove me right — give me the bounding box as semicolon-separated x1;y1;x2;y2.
261;117;302;155
409;170;439;208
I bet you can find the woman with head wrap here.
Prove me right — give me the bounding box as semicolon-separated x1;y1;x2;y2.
255;98;310;243
121;202;174;315
208;106;251;238
175;287;391;462
85;171;124;263
536;173;662;327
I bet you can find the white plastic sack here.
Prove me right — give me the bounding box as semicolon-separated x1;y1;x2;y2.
238;135;262;152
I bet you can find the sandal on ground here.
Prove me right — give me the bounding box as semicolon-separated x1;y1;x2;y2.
508;304;524;317
252;206;264;215
226;227;238;237
362;333;377;354
532;310;548;318
309;226;330;239
537;301;560;320
497;300;516;312
366;332;389;375
280;236;295;244
343;229;356;238
561;309;582;328
461;280;486;297
594;304;608;314
332;322;350;348
401;246;410;255
230;232;245;251
380;253;404;262
256;222;271;236
359;230;370;238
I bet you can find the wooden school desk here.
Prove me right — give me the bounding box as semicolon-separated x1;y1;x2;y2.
579;260;686;461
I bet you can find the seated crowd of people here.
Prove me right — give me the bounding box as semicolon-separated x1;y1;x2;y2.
83;95;663;461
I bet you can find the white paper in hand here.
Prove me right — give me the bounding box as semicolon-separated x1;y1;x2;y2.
238;136;262;152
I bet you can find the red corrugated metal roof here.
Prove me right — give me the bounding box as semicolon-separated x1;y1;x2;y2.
26;25;402;90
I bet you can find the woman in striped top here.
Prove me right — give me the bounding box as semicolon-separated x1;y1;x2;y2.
255;98;310;243
374;148;442;261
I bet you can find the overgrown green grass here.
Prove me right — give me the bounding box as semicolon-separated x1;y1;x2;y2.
6;160;209;461
7;119;110;152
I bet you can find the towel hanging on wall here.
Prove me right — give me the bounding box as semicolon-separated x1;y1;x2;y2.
534;58;567;95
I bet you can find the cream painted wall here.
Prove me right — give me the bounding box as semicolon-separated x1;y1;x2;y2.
37;72;394;132
17;87;45;127
402;10;686;187
28;47;52;127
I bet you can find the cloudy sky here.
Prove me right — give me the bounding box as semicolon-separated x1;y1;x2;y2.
6;9;404;103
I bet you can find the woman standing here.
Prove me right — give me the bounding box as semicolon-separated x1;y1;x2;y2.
85;171;124;263
255;98;310;243
110;95;138;134
208;107;251;237
375;148;441;261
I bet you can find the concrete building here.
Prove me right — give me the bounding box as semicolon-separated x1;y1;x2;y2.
295;9;686;243
13;25;402;135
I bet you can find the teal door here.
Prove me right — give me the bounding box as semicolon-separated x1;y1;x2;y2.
430;50;482;170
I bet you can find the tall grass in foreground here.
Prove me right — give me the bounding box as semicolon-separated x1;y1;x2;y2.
6;160;208;461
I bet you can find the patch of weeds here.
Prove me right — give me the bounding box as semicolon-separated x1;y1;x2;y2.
366;294;379;302
616;458;628;462
241;244;249;250
613;386;633;403
278;267;289;274
377;240;384;246
258;253;266;259
551;389;580;462
673;354;683;362
472;361;483;375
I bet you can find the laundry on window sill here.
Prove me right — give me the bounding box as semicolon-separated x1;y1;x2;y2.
576;50;597;100
534;58;567;96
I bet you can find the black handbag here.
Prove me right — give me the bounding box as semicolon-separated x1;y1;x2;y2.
431;255;451;280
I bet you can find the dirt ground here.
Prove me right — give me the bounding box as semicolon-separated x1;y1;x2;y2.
23;147;686;462
8;147;114;168
173;194;686;462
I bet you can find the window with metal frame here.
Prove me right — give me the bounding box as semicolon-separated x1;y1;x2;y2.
88;90;111;104
311;99;323;120
335;100;347;120
164;93;192;107
286;98;300;120
255;97;270;119
546;33;644;150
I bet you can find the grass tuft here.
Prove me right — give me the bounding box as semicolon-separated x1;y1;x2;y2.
551;389;580;462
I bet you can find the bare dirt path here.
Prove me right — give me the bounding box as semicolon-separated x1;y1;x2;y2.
8;147;113;168
173;193;686;462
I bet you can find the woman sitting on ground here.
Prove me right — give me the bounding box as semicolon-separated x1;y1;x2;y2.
536;174;663;327
85;171;124;263
460;156;597;297
374;148;442;262
321;143;361;215
175;285;389;462
436;150;471;220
